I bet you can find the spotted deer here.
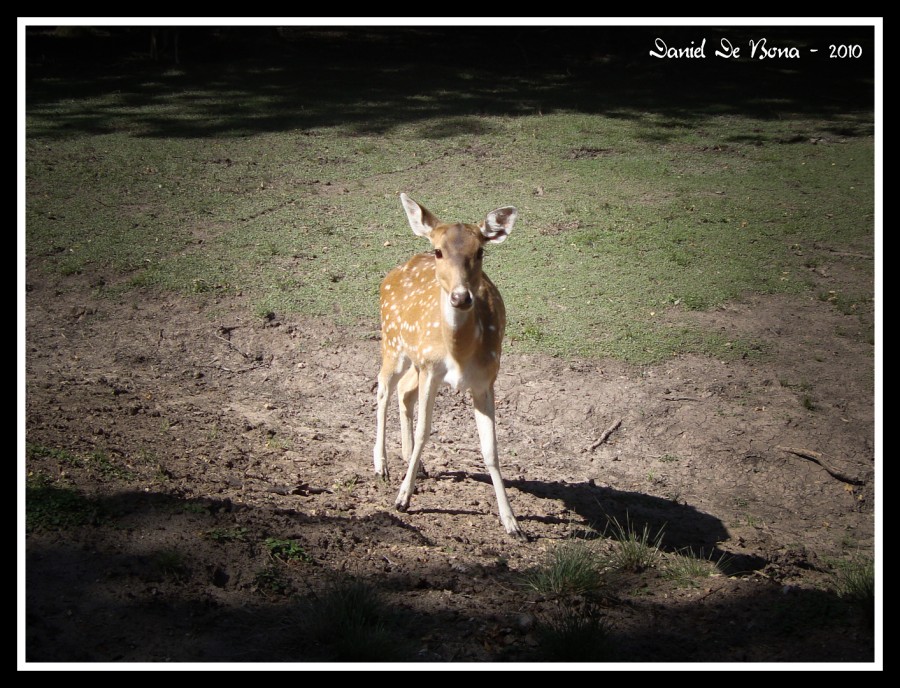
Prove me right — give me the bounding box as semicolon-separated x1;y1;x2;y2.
373;194;523;537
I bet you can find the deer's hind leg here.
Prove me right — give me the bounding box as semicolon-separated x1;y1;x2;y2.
374;354;411;480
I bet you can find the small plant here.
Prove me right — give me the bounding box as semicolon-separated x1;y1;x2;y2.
604;515;664;572
801;394;818;411
533;601;614;662
153;549;189;580
520;539;606;596
265;433;293;451
26;443;83;468
134;448;159;465
294;579;412;661
153;464;173;483
265;537;313;564
206;526;249;542
26;478;106;530
664;547;731;586
334;475;360;494
88;450;133;480
743;514;762;528
831;555;875;623
254;566;291;595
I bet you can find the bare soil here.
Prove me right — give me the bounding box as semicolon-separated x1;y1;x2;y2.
23;253;876;665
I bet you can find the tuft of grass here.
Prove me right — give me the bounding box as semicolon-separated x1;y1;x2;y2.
533;602;614;662
295;579;414;662
520;539;606;596
152;549;189;581
604;515;665;573
663;547;731;586
831;555;875;623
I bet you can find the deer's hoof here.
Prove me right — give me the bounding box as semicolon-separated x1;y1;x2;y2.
504;522;526;540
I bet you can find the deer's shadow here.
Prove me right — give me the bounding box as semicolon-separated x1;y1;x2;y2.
436;470;765;572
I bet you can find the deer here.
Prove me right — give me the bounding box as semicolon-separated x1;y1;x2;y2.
373;193;523;538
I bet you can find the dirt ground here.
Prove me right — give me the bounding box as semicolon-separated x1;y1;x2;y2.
23;247;877;666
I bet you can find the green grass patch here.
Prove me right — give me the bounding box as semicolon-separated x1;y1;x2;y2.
205;526;250;542
25;474;109;531
26;443;133;481
520;539;606;596
26;32;874;364
26;443;83;467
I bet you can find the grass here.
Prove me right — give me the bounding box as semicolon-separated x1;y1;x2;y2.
152;549;189;581
604;515;665;573
520;539;606;596
26;443;133;481
25;474;109;531
333;475;360;494
830;554;875;623
663;547;731;586
205;526;250;542
292;579;414;662
532;601;614;662
24;27;874;366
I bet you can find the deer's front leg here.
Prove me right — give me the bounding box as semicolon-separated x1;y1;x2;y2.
395;369;440;511
472;386;523;538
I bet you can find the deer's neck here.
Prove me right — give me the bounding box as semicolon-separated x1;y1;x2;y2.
440;289;480;361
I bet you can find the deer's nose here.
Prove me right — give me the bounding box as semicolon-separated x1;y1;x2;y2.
450;288;473;309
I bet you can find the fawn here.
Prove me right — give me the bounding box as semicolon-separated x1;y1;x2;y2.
373;194;522;537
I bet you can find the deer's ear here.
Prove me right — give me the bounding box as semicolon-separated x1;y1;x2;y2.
481;206;517;244
400;193;441;238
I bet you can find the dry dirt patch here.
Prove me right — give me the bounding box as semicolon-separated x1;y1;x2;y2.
24;268;875;663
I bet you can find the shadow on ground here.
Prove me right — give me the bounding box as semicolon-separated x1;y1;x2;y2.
25;25;875;140
26;487;871;663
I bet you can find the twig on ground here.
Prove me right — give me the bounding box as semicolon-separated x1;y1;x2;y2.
198;362;270;374
584;418;623;452
214;332;256;360
776;446;866;485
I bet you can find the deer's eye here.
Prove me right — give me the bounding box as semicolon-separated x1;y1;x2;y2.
434;249;443;259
